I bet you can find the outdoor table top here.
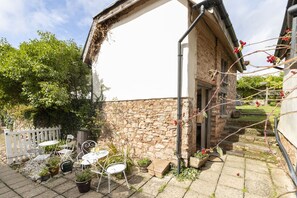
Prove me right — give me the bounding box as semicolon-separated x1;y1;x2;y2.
38;140;59;147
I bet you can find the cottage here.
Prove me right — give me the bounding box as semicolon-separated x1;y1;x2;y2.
274;0;297;169
82;0;245;164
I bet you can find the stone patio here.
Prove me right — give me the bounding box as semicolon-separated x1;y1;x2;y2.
0;154;296;198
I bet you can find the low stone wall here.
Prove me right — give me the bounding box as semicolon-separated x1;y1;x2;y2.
98;98;193;163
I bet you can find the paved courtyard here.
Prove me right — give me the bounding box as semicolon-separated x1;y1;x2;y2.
0;154;296;198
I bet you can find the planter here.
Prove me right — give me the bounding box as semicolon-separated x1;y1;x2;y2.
76;179;92;193
40;174;51;182
189;156;209;168
49;166;59;176
139;166;148;173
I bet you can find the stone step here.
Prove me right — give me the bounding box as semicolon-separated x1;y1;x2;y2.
226;149;278;163
226;119;274;130
223;125;275;136
220;140;278;155
222;133;277;146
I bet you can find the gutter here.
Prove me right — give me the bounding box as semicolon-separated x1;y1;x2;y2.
274;117;297;187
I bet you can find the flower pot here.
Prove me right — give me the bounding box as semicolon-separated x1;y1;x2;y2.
49;166;59;176
139;166;148;173
76;179;92;193
60;160;73;173
189;156;209;168
40;174;50;182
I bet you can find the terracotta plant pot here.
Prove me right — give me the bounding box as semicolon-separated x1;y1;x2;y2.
49;166;59;176
76;179;92;193
189;156;209;168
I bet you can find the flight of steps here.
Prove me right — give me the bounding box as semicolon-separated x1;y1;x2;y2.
219;119;280;163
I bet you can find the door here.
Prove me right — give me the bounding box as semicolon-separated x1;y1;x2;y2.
196;86;211;150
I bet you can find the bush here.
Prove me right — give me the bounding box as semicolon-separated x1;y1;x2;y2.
137;158;151;167
75;169;93;182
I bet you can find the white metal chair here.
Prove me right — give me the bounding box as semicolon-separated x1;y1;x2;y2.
57;141;76;161
92;147;129;193
76;140;98;168
59;134;74;149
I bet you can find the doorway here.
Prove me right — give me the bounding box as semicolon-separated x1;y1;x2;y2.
196;85;211;150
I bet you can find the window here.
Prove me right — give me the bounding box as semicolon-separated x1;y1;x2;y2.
220;59;228;115
219;93;227;115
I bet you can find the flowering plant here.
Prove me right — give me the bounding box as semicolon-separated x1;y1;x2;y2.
193;148;209;159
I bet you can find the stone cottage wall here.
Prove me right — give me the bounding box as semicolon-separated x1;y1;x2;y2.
196;19;238;147
97;98;193;163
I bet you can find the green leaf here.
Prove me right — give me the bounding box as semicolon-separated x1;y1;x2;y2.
216;146;223;157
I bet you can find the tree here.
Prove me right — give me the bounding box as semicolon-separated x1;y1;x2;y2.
0;32;92;132
237;73;283;99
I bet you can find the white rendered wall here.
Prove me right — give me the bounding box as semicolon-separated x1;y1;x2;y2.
92;0;190;101
278;69;297;147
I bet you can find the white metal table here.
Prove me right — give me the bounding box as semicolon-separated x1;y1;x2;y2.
81;150;109;168
38;140;60;154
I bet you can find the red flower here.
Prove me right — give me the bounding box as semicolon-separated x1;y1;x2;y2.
282;36;290;41
233;47;240;54
280;90;285;98
240;40;246;46
256;101;261;107
201;148;206;155
267;55;276;64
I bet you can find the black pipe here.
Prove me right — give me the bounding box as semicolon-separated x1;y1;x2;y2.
274;117;297;186
177;5;205;175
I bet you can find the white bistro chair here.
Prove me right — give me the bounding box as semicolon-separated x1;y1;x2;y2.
57;134;75;161
76;140;98;168
92;147;129;193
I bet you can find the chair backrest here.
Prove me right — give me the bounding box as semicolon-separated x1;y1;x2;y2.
66;134;74;143
81;140;97;154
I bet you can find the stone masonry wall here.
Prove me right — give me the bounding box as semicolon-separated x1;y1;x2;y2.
196;19;237;147
98;98;194;163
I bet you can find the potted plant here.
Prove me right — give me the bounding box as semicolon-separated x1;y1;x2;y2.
39;167;51;182
75;169;93;193
189;148;209;168
137;157;151;173
47;156;60;176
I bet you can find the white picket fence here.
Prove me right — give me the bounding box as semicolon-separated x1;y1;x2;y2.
4;126;61;164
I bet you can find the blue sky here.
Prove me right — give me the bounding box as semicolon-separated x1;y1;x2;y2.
0;0;288;71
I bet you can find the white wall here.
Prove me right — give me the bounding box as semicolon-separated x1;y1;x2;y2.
92;0;190;101
278;68;297;147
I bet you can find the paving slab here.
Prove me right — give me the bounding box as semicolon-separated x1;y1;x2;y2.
274;187;297;198
79;190;105;198
21;186;48;198
218;174;244;190
109;184;136;198
183;189;210;198
189;178;216;196
270;166;296;190
201;161;224;173
33;190;59;198
52;180;76;194
221;165;244;177
215;185;243;198
198;169;220;183
156;184;187;198
44;177;68;189
60;186;82;198
130;191;155;198
245;178;274;197
128;173;152;190
141;175;171;197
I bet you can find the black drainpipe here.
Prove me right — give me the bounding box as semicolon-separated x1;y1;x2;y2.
274;117;297;187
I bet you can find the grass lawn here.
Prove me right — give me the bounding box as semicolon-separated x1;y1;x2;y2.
236;105;280;124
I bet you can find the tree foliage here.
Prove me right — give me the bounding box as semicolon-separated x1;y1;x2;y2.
0;32;93;133
237;73;283;98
